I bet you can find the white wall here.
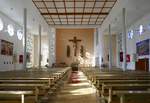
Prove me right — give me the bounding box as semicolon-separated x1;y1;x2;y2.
125;13;150;70
98;0;150;70
33;28;56;68
33;35;49;67
115;13;150;70
94;28;98;67
0;11;23;71
97;28;117;68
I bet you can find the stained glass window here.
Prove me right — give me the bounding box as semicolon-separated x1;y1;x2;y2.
0;18;4;31
7;24;14;36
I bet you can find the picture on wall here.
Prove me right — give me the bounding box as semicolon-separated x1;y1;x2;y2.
136;39;149;56
120;52;123;62
1;40;13;56
19;55;23;63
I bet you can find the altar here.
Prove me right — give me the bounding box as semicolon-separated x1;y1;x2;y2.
71;62;79;71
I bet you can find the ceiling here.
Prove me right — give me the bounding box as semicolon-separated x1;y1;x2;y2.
0;0;150;34
0;0;51;35
102;0;150;34
32;0;117;26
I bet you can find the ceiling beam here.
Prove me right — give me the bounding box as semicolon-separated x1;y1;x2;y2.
34;0;116;2
41;12;108;15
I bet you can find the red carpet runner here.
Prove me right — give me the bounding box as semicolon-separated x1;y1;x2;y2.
69;71;80;83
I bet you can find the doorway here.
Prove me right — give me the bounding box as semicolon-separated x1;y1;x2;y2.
136;58;149;72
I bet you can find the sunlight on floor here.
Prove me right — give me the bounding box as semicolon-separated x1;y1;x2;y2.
53;71;98;103
69;88;96;95
69;82;90;86
68;71;97;96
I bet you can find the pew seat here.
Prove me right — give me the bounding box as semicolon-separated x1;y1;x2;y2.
0;90;33;103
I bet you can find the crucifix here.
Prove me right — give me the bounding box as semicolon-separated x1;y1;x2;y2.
69;36;81;56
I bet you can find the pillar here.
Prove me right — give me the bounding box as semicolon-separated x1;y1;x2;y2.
109;24;113;70
122;8;127;71
39;25;41;69
23;8;27;69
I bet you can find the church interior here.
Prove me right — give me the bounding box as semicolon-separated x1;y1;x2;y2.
0;0;150;103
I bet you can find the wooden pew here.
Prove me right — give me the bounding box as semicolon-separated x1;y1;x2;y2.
0;67;71;103
0;90;33;103
0;83;48;102
81;67;150;103
113;90;150;103
102;83;150;103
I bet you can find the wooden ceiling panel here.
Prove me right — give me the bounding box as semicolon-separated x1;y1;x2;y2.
90;19;96;22
105;2;115;7
84;8;93;12
55;2;64;7
85;2;94;7
93;8;101;12
66;2;74;7
82;21;88;24
75;21;81;24
57;8;65;13
75;8;83;12
76;2;84;7
67;15;74;19
43;15;50;18
45;2;55;7
48;9;57;13
68;19;74;21
35;2;45;8
66;8;74;12
89;22;95;24
60;19;67;21
95;2;105;7
90;15;98;18
75;15;82;18
51;15;59;18
32;0;117;25
55;21;61;24
83;18;89;21
102;8;110;12
39;9;48;13
83;15;91;18
62;21;67;24
68;22;74;24
59;15;67;18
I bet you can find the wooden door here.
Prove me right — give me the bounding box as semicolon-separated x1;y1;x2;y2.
136;58;149;72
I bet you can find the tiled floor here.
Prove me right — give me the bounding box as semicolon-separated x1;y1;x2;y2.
52;71;99;103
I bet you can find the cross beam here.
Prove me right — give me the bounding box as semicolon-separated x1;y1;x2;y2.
41;12;108;15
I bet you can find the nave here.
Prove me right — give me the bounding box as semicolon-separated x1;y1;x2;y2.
0;0;150;103
0;67;150;103
52;71;98;103
0;67;99;103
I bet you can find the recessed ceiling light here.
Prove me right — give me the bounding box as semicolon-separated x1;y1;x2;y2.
0;18;4;31
7;24;14;36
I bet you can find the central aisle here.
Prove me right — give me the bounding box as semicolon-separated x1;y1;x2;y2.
53;71;99;103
